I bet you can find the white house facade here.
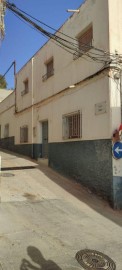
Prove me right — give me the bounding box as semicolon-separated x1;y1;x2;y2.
0;0;122;209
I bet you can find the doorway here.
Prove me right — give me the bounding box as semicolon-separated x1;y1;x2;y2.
42;121;48;158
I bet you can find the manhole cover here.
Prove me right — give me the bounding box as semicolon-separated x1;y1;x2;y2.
75;249;116;270
0;173;15;177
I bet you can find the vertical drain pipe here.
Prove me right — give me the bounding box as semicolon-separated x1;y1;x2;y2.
0;156;1;202
31;57;34;158
14;61;17;113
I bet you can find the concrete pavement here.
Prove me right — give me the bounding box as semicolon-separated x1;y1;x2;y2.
0;149;122;269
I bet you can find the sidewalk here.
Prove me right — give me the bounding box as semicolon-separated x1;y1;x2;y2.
0;149;122;269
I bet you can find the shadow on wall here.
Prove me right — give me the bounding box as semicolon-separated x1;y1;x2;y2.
20;246;62;270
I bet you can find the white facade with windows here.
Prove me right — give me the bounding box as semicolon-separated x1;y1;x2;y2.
0;0;122;209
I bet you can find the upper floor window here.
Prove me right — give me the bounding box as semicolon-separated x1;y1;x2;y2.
42;58;54;82
74;25;93;59
21;79;29;96
4;123;9;138
78;25;93;52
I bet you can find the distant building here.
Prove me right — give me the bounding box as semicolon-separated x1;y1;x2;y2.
0;0;122;209
0;0;5;40
0;89;13;102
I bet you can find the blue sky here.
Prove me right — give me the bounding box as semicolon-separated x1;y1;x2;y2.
0;0;83;89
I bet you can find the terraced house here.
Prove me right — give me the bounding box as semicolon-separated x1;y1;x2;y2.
0;0;122;209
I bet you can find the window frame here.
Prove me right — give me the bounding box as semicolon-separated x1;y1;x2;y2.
20;125;28;143
62;110;82;140
21;78;29;96
74;24;93;59
4;123;9;138
42;57;54;81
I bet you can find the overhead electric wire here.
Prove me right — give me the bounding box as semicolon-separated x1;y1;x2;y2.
0;62;14;82
5;2;108;63
5;1;118;65
9;2;120;61
8;2;115;58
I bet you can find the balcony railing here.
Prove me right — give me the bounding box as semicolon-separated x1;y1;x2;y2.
42;69;54;82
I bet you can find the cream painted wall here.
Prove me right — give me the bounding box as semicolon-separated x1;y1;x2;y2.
109;77;121;134
36;75;110;143
108;0;122;54
16;59;33;112
32;0;109;104
0;0;120;145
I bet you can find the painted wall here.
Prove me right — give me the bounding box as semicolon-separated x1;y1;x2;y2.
108;0;122;54
35;75;110;143
0;0;122;208
15;0;109;111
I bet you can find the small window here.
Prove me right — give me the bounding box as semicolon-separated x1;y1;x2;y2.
20;126;28;143
21;79;29;96
74;25;93;59
62;111;82;140
78;26;93;52
4;124;9;138
42;58;54;81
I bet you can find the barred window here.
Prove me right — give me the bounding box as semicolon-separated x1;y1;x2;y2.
62;111;82;140
4;124;9;138
20;126;28;143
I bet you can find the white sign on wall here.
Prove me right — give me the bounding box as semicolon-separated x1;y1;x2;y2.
95;101;106;115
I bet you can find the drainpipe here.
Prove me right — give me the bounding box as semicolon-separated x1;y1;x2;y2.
31;57;34;158
13;61;17;112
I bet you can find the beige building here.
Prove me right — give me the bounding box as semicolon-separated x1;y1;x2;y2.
0;0;122;209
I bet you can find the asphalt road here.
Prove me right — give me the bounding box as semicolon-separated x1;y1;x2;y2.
0;149;122;270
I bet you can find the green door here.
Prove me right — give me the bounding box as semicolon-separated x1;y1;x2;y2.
42;121;48;158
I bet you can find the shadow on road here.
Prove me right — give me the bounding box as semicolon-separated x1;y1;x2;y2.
20;246;62;270
37;163;122;227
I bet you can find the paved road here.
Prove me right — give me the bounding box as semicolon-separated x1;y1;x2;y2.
0;149;122;269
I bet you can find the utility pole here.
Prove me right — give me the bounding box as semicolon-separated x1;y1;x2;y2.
13;60;17;113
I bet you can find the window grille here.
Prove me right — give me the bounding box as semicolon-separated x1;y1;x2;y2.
4;124;9;138
62;111;82;140
20;126;28;143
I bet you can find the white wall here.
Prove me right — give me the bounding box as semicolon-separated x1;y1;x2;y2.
0;0;113;144
36;75;110;143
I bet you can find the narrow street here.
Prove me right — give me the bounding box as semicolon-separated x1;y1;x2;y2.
0;149;122;269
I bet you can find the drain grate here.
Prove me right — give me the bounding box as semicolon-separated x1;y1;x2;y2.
0;173;15;177
75;249;116;270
